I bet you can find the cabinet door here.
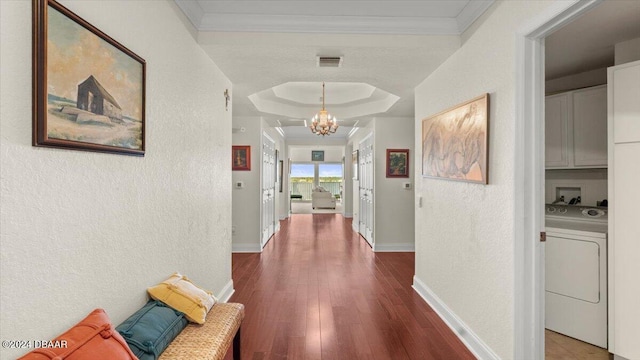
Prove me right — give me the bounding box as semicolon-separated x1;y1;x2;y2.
573;85;607;167
611;62;640;144
545;93;571;168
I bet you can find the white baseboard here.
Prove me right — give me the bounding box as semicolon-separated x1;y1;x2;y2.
412;276;499;360
217;279;235;303
352;222;359;233
232;243;262;253
344;212;353;218
374;243;415;252
614;355;630;360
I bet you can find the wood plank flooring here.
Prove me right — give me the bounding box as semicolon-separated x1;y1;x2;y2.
545;330;611;360
228;214;476;360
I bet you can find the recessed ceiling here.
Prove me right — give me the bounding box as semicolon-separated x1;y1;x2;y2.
250;81;399;120
173;1;494;140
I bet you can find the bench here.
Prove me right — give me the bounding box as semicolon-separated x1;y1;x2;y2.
161;302;244;360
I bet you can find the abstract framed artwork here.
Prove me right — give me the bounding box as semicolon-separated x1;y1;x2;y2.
386;149;409;178
232;145;251;171
311;150;324;162
32;0;146;156
421;94;489;184
352;150;359;180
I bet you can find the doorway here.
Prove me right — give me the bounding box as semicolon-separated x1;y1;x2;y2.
515;0;605;358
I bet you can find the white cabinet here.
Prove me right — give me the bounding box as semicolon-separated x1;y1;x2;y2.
545;93;571;167
608;60;640;360
545;85;607;168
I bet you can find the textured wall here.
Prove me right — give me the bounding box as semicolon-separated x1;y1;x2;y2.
374;117;415;251
414;1;555;358
231;117;262;252
0;1;232;358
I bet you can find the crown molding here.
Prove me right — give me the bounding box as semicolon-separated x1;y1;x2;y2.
456;0;494;33
174;0;205;29
175;1;494;35
197;14;459;35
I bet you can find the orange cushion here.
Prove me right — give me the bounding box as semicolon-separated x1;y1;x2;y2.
18;308;137;360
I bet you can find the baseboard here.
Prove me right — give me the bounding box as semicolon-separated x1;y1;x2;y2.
217;279;235;303
232;243;262;253
352;222;359;233
412;276;499;360
373;243;415;252
344;212;353;218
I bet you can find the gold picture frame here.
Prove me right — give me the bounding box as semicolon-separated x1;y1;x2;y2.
421;94;489;184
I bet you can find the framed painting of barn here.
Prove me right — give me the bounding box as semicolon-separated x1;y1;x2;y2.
32;0;146;156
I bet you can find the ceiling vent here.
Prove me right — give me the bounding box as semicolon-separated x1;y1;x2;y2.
317;56;343;68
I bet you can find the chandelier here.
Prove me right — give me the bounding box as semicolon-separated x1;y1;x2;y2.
309;82;338;136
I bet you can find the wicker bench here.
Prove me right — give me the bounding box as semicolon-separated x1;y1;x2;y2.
160;303;245;360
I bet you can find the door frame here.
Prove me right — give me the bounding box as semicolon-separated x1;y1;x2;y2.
514;0;602;358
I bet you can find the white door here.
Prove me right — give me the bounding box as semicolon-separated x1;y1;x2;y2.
261;133;276;247
359;134;374;246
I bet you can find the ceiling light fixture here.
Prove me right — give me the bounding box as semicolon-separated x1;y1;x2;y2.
309;82;338;136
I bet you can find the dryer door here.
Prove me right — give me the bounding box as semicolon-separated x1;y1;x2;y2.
546;235;600;303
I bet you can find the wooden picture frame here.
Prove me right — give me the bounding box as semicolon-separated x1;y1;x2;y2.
232;145;251;171
386;149;409;178
278;160;284;193
311;150;324;162
421;94;489;184
352;150;359;180
33;0;146;156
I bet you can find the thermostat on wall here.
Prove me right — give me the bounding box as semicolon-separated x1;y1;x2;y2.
235;181;244;189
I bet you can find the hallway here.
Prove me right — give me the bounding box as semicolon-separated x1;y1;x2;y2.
229;214;476;359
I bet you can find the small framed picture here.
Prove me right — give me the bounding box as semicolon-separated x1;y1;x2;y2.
386;149;409;178
311;150;324;162
232;145;251;171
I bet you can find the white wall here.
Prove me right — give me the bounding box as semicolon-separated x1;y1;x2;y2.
232;117;262;252
545;169;608;207
615;37;640;65
545;67;607;94
414;1;557;358
346;118;414;251
231;119;285;251
0;1;232;358
289;146;344;163
374;117;415;251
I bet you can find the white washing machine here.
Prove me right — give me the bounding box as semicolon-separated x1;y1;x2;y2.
545;204;608;348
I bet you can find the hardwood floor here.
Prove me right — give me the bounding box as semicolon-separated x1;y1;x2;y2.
228;214;476;360
545;330;611;360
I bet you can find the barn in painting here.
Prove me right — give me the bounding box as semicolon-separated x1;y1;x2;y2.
77;75;123;122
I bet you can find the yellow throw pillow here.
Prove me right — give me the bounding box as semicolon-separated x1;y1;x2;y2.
147;272;217;324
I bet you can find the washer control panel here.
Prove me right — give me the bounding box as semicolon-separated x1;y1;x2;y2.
546;204;607;223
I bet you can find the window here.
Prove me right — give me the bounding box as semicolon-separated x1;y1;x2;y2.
290;162;343;201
